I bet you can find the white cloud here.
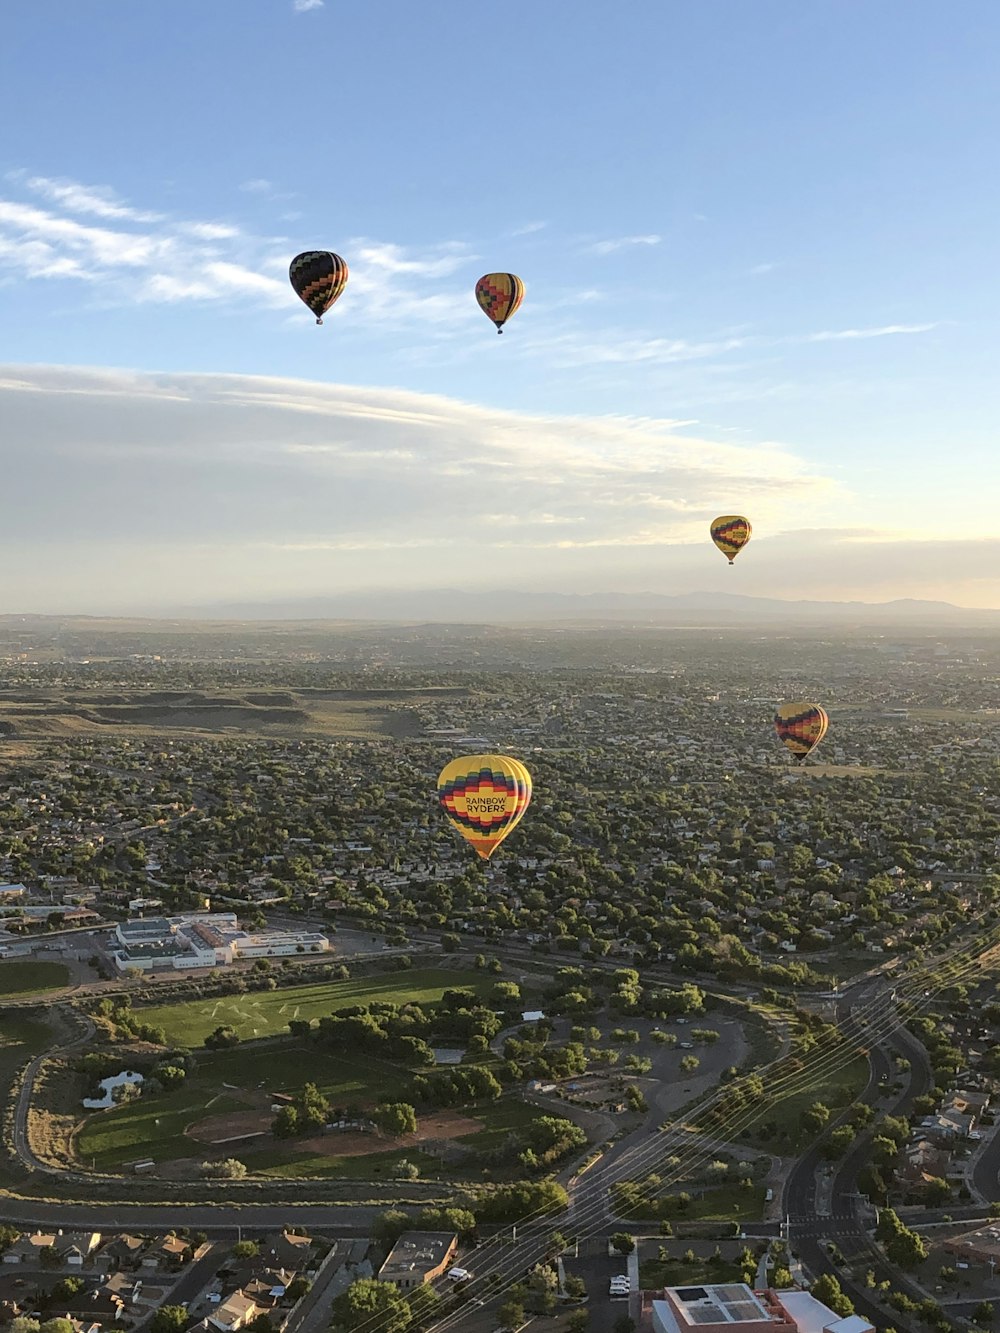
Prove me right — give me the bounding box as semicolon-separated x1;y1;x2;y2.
530;322;938;369
21;174;163;223
0;175;477;330
511;221;547;236
240;179;273;193
292;0;323;10
804;323;937;342
0;363;845;610
1;364;996;612
588;234;661;255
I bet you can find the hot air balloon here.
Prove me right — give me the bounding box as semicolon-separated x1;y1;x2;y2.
475;273;524;334
289;251;349;325
437;754;532;860
774;702;829;763
710;515;752;565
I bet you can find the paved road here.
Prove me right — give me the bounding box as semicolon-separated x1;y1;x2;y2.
13;1007;96;1172
782;977;935;1331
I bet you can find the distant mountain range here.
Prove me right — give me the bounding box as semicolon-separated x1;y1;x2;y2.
177;589;1000;627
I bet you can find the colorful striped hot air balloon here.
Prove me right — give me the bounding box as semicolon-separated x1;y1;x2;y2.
437;754;532;860
475;273;524;333
710;515;752;565
774;702;829;763
289;251;349;325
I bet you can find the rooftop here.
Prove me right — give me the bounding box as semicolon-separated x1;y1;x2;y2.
378;1231;456;1282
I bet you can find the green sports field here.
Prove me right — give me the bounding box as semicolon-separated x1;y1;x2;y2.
135;967;493;1045
0;959;70;997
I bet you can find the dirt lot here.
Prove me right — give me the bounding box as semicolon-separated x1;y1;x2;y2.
188;1108;273;1144
298;1110;482;1158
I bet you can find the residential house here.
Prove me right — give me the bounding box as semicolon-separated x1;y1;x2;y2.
140;1235;190;1270
897;1139;951;1187
95;1235;147;1271
209;1292;259;1333
262;1226;313;1269
3;1231;57;1264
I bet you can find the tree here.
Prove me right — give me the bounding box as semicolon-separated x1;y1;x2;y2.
801;1102;831;1136
613;1319;636;1333
498;1300;524;1332
566;1314;589;1333
204;1024;240;1049
232;1240;260;1259
971;1300;994;1326
331;1278;412;1333
564;1275;586;1298
51;1277;85;1302
201;1158;247;1179
375;1102;418;1138
611;1232;635;1255
151;1307;189;1333
809;1275;853;1318
40;1323;73;1333
404;1284;440;1325
113;1080;141;1105
287;1278;311;1301
373;1210;410;1246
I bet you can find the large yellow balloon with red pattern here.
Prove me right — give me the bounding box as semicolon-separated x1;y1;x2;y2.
774;702;829;762
710;515;752;564
475;273;524;333
437;754;532;860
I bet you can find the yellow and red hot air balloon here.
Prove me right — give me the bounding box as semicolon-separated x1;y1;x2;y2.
437;754;532;860
710;515;752;565
475;273;524;334
774;702;829;763
289;251;349;325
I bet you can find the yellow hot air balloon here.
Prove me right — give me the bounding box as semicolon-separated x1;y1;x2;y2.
710;515;752;564
437;754;532;860
475;273;524;333
774;702;829;763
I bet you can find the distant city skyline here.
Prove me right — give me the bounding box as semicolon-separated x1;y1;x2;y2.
2;2;998;611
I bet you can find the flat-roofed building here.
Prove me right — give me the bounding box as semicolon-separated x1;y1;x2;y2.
648;1287;872;1333
377;1232;458;1290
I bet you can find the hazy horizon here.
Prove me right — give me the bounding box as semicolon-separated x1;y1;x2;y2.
4;3;1000;613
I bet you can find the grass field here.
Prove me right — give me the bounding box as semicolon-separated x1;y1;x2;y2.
136;967;492;1045
0;959;70;997
639;1256;743;1288
77;1042;414;1169
739;1053;869;1151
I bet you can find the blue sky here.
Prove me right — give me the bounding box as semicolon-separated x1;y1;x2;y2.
1;1;998;612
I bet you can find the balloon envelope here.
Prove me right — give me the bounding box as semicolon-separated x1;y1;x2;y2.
475;273;524;332
437;754;532;860
710;515;752;564
289;251;349;324
774;702;829;762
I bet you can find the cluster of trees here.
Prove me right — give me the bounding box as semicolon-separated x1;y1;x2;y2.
90;995;165;1045
331;1277;438;1333
514;1115;586;1172
409;1066;502;1109
875;1208;929;1268
273;1082;332;1138
287;987;516;1066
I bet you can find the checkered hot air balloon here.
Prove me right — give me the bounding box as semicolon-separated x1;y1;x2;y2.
475;273;524;334
710;515;752;565
774;702;829;763
437;754;532;860
289;251;349;325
